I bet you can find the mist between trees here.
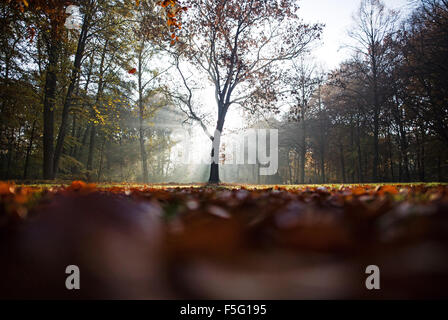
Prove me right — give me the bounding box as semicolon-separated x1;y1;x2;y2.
1;0;447;184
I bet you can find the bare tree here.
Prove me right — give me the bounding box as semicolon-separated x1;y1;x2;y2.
348;0;398;181
173;0;322;183
283;59;318;184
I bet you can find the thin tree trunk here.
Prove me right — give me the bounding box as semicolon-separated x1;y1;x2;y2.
87;38;108;175
137;45;149;184
288;151;292;184
356;113;364;183
350;114;355;183
6;129;14;178
295;152;299;184
320;150;325;184
396;102;410;182
87;125;96;173
371;50;380;182
340;143;346;184
53;7;91;175
70;114;77;157
97;136;106;182
23;120;37;179
300;120;306;184
75;125;90;161
387;128;394;182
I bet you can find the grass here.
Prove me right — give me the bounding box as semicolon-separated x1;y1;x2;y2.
6;180;448;190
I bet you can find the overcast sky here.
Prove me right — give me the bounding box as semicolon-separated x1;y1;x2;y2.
298;0;413;69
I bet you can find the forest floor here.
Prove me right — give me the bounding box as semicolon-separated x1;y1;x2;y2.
1;181;448;299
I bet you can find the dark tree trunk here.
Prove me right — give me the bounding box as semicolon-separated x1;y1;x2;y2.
320;150;325;184
6;129;14;178
23;120;36;179
396;104;410;182
137;47;148;184
350;115;355;183
53;7;91;176
295;152;299;184
74;57;94;161
417;128;426;182
288;160;292;184
87;124;96;172
398;146;403;182
208;105;227;184
42;35;59;180
97;136;106;182
209;162;220;184
387;129;394;182
300;120;306;184
356;113;364;183
139;121;148;183
75;125;90;161
373;104;380;182
86;39;108;178
371;48;380;182
340;143;346;184
70;114;77;157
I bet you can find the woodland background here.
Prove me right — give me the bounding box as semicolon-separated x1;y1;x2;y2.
1;0;447;184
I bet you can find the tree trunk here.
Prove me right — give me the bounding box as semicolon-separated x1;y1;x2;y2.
356;110;364;183
97;136;106;182
70;114;77;157
208;106;227;184
139;120;148;183
42;36;59;180
387;128;394;182
396;102;410;182
340;143;346;184
288;151;293;184
417;127;426;182
350;115;355;183
295;151;300;184
320;150;325;184
373;104;380;182
300;120;306;184
75;125;90;161
87;124;96;172
23;120;36;180
137;46;149;184
209;162;220;184
6;129;14;178
86;39;108;178
53;7;91;176
371;48;380;182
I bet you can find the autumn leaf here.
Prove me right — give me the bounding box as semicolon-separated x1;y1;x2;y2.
128;68;137;74
1;183;448;299
28;26;36;43
376;185;399;195
0;181;14;195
